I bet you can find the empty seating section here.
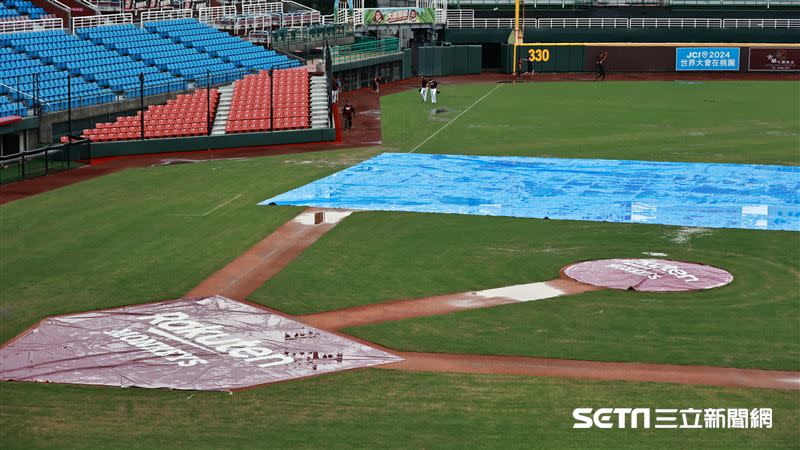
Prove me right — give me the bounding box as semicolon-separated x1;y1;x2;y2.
0;35;115;112
0;2;24;20
145;19;301;72
0;0;47;20
0;93;26;116
77;89;219;142
226;68;309;134
9;29;183;98
78;24;242;85
0;18;302;114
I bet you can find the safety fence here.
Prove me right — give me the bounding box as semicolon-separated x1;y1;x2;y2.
249;23;351;46
0;17;63;34
447;10;800;28
0;139;90;185
330;37;401;64
447;0;799;7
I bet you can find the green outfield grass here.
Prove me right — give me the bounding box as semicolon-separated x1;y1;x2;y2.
2;370;798;449
253;211;800;370
381;81;800;165
1;79;798;448
0;148;378;343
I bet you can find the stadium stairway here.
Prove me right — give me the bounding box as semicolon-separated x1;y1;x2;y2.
309;75;328;129
210;82;234;136
27;0;67;24
50;0;93;16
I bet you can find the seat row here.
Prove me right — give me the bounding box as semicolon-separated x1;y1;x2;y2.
226;69;310;134
75;89;219;142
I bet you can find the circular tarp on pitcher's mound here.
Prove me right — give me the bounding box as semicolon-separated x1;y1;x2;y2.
563;259;733;292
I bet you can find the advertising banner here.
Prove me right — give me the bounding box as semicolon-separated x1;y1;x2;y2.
748;48;800;72
676;47;740;71
364;8;436;25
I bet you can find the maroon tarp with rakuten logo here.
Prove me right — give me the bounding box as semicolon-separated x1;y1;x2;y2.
0;296;401;391
564;259;733;292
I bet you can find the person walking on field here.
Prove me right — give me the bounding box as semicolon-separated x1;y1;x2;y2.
594;51;608;81
342;101;355;131
429;79;439;104
420;75;429;102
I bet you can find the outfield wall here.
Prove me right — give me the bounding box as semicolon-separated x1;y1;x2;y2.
447;27;800;71
500;43;800;73
417;46;483;76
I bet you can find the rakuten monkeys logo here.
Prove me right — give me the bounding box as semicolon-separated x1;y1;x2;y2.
104;311;293;369
0;296;402;390
564;259;733;292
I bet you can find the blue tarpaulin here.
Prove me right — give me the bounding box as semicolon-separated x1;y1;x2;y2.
261;153;800;231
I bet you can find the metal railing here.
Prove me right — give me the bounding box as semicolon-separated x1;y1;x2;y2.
595;0;663;4
71;12;133;30
0;140;90;185
538;17;628;27
723;18;800;28
330;37;401;64
249;23;351;46
79;0;120;13
140;8;194;24
241;0;283;16
197;5;237;25
448;0;591;6
447;12;800;28
446;0;800;5
0;17;63;34
668;0;799;7
629;17;723;27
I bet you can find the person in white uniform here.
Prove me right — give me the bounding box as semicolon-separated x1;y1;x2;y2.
429;79;439;104
419;76;428;102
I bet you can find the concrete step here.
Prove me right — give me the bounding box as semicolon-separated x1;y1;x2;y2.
309;75;329;129
210;81;236;136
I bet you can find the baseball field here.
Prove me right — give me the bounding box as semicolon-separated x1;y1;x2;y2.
1;80;798;448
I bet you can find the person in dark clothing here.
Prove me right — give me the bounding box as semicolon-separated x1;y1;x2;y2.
420;75;429;101
342;101;356;131
517;58;524;78
594;51;608;81
371;76;382;93
428;79;438;104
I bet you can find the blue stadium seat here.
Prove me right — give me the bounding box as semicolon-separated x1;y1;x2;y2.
78;24;247;86
144;19;302;72
0;19;300;113
0;0;47;19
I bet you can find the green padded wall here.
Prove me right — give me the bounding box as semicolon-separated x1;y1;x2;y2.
418;46;482;76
